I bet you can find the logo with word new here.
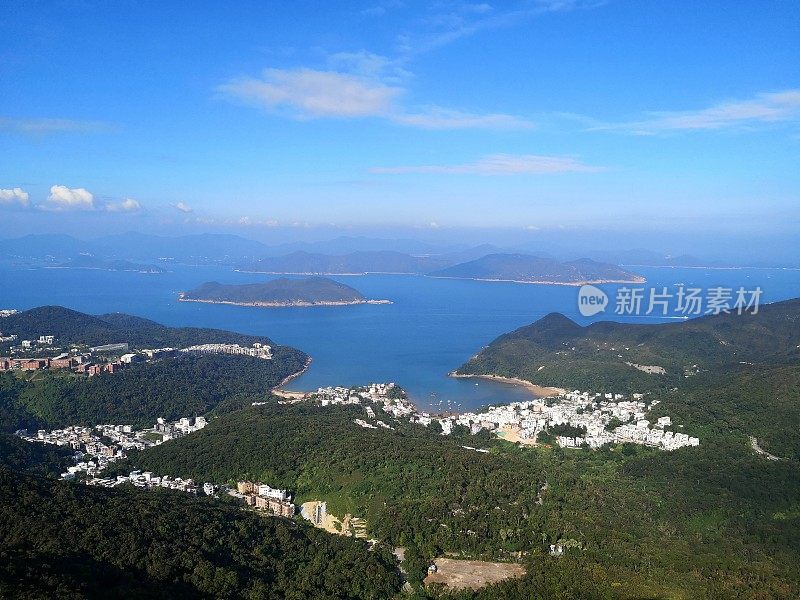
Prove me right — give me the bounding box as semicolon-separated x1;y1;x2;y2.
578;285;608;317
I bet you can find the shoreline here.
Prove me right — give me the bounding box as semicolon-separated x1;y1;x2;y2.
45;266;164;274
273;356;313;393
449;372;565;398
235;269;417;276
425;275;646;286
178;297;392;308
233;271;647;285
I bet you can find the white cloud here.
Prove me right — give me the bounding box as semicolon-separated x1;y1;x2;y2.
370;153;604;175
46;185;94;210
219;67;534;129
392;107;535;129
175;202;193;213
0;187;29;207
326;50;410;81
106;198;141;212
218;68;402;119
238;216;280;227
361;1;404;17
397;0;603;58
0;117;114;135
595;89;800;134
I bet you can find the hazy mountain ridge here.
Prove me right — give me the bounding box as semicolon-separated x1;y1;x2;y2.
429;253;645;284
240;250;444;275
57;255;165;273
2;232;789;269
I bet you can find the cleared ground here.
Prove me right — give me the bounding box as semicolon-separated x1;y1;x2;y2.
424;558;525;591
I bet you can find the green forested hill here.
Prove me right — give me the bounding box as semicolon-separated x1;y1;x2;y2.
457;298;800;392
0;468;401;599
181;276;367;304
456;298;800;460
0;433;73;477
0;350;307;431
118;402;800;598
0;305;285;348
647;364;800;460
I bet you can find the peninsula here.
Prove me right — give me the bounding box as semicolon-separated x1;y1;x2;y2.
178;277;391;307
427;254;645;285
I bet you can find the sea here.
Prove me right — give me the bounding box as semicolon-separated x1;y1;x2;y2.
1;264;798;413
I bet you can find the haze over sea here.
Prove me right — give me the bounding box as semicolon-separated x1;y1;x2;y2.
2;265;798;412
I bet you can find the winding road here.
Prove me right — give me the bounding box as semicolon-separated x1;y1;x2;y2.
749;436;782;461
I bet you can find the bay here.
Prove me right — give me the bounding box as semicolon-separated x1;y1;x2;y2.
1;264;798;412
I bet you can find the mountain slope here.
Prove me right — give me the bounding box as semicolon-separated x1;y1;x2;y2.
457;297;800;391
0;305;285;348
120;402;800;598
240;250;444;274
0;468;401;599
0;306;309;429
428;254;645;284
57;255;164;273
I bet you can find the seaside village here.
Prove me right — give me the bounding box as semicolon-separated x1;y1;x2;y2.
16;416;302;520
0;331;273;374
282;383;700;452
10;303;698;532
17;379;700;533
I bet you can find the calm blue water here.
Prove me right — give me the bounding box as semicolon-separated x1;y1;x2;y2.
1;265;798;412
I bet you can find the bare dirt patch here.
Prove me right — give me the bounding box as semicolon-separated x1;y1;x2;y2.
424;558;525;591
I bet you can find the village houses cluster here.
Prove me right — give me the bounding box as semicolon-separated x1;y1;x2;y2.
19;417;302;516
230;481;296;517
282;383;700;452
425;390;699;451
0;326;273;375
16;416;208;486
292;382;416;420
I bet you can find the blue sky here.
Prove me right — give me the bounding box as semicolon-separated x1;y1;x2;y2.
1;0;799;247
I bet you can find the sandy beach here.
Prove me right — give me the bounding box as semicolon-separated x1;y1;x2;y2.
449;372;565;398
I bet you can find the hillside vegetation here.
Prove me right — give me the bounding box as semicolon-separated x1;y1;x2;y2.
181;276;368;304
0;306;308;429
458;298;800;390
1;305;285;349
119;402;800;599
0;468;401;599
0;351;306;432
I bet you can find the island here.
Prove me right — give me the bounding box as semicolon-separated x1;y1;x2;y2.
178;276;391;307
426;253;645;285
56;255;165;273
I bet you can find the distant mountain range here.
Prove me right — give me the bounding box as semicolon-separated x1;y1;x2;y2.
179;277;389;307
427;254;645;285
1;232;784;270
240;251;444;275
0;233;269;264
240;251;644;284
56;255;164;273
